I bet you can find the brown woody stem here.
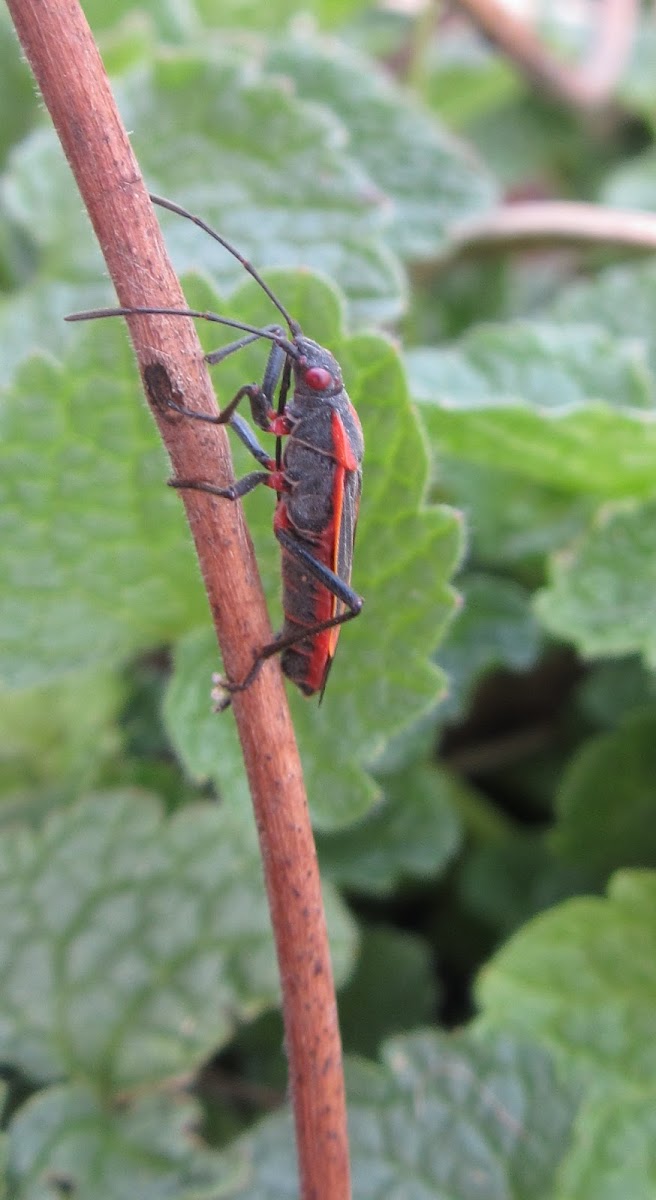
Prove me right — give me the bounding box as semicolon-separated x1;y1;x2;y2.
6;2;350;1195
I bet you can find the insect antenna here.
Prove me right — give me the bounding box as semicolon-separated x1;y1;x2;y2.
150;193;301;337
64;305;300;359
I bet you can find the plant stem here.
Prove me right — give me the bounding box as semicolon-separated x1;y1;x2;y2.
6;2;350;1195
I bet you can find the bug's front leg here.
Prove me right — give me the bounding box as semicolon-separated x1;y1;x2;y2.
162;340;291;436
169;413;289;499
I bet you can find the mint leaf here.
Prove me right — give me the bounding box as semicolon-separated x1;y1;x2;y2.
477;870;656;1086
317;765;462;894
576;658;656;728
0;790;355;1089
0;330;204;689
436;458;594;568
552;709;656;876
196;0;371;32
437;573;542;721
265;37;499;261
0;667;122;801
0;10;39;168
535;500;656;664
7;1084;244;1199
425;26;521;127
408;321;656;498
459;831;589;938
5;52;403;323
556;1088;656;1200
338;925;437;1056
221;1031;580;1199
163;280;462;827
600;147;656;212
83;0;202;42
546;259;656;378
617;15;656;127
0;281;110;378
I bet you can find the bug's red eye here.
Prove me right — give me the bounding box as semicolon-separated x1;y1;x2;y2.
304;366;333;391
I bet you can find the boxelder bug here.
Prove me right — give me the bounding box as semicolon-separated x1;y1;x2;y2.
66;194;364;706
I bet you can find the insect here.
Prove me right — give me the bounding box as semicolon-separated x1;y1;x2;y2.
67;194;364;705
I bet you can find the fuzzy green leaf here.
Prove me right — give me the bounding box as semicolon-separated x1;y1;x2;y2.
552;709;656;876
437;573;542;721
535;500;656;665
7;1084;244;1200
265;36;500;261
599;147;656;212
0;667;123;803
459;830;589;938
196;0;372;33
0;790;355;1089
0;328;203;690
576;658;656;728
4;52;403;324
556;1088;656;1200
338;925;437;1057
317;765;463;894
477;870;656;1086
546;258;656;378
436;457;594;568
0;11;39;171
220;1031;580;1199
408;321;656;498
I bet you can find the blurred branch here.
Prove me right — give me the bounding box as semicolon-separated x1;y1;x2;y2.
451;200;656;254
454;0;637;111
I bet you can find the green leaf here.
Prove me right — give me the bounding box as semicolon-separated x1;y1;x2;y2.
437;573;543;721
599;146;656;212
5;52;403;324
535;499;656;664
221;1031;580;1199
0;789;355;1090
317;765;462;895
0;11;40;169
459;830;590;938
163;281;463;828
617;15;656;127
83;0;203;42
195;0;372;32
436;458;594;568
556;1088;656;1200
424;25;521;129
338;924;437;1057
576;658;656;728
552;709;656;876
0;667;123;804
7;1084;245;1200
0;281;111;379
0;329;204;690
477;870;656;1087
546;259;656;379
408;320;656;498
264;36;500;261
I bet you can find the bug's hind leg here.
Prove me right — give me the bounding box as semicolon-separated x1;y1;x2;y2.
211;529;363;710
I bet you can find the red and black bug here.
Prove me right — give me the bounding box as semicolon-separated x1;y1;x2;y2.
67;194;364;705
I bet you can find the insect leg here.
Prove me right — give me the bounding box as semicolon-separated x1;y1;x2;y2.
214;530;363;708
169;470;278;502
275;529;363;617
229;414;276;469
205;325;284;366
162;340;288;434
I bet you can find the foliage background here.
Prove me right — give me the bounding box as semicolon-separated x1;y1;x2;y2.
1;0;656;1195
